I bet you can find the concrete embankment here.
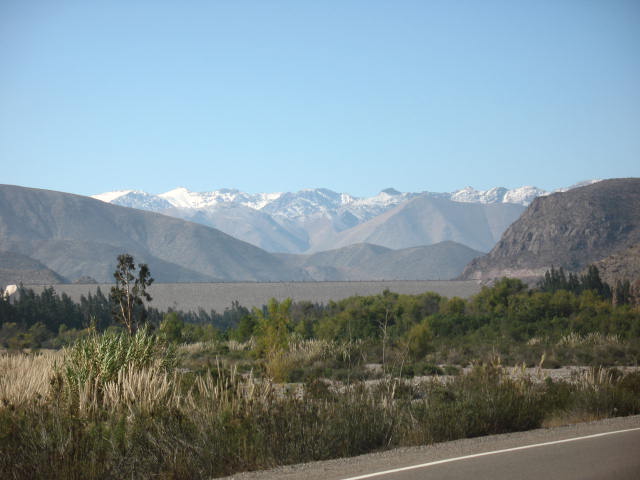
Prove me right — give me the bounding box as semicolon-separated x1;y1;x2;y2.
23;280;481;313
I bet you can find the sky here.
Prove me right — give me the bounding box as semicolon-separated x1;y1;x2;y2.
1;1;639;198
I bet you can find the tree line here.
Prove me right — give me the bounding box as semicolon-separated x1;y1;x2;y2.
2;256;639;354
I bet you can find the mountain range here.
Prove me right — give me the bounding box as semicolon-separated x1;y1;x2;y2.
0;185;486;284
1;179;619;286
93;183;594;254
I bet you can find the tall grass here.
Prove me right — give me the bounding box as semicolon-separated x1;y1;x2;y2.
0;351;59;406
1;333;640;479
557;332;622;347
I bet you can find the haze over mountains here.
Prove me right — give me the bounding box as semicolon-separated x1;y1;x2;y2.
94;184;584;254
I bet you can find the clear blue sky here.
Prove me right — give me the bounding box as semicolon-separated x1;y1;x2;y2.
1;1;639;197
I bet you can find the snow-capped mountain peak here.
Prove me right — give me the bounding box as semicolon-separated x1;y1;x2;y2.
158;187;207;209
502;186;548;205
92;189;136;203
93;181;598;217
450;186;508;204
92;190;173;210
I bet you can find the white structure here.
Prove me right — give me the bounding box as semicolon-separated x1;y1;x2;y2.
2;284;18;304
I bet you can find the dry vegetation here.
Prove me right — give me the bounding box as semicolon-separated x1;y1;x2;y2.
1;330;640;479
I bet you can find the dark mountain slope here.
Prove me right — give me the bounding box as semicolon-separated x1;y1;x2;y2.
461;178;640;282
0;185;308;282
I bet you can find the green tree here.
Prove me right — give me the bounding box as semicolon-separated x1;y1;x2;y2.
229;314;257;342
110;254;154;334
471;278;526;315
538;266;568;293
405;319;433;359
580;265;611;299
254;298;292;356
159;311;184;343
613;280;632;306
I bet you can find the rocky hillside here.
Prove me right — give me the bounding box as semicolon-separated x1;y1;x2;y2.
593;243;640;285
461;179;640;282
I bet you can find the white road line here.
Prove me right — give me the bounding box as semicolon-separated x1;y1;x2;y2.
340;427;640;480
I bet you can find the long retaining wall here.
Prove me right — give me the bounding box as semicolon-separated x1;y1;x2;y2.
24;280;481;313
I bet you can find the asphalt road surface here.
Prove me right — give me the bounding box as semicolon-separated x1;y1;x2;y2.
340;428;640;480
221;415;640;480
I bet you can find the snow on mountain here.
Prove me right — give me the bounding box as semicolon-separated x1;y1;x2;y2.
157;187;282;210
502;186;548;205
92;183;561;218
93;187;282;211
92;190;135;203
450;186;509;204
445;181;601;206
342;189;415;222
91;183;592;226
448;185;547;206
259;187;412;222
106;190;173;210
261;188;344;219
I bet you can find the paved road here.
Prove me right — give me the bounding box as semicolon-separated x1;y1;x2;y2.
340;428;640;480
221;415;640;480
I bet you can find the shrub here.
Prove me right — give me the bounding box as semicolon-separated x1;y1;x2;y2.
61;328;175;387
51;328;176;415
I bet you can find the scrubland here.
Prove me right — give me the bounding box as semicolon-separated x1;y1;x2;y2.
1;329;639;479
